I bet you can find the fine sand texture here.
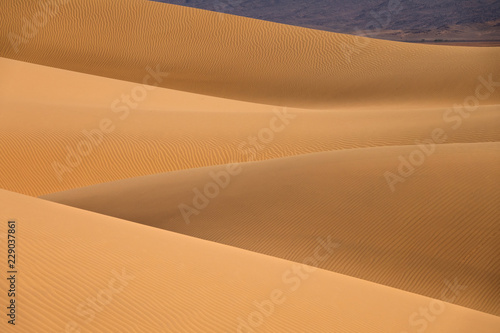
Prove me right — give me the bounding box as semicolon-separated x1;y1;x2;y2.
5;189;500;332
1;0;500;108
1;57;499;197
1;0;500;331
42;143;500;316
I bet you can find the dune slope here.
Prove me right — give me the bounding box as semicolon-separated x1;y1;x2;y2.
5;189;500;332
42;143;500;316
1;0;500;108
1;57;499;197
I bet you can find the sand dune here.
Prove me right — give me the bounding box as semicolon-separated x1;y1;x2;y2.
5;189;500;332
1;0;499;330
1;57;499;197
41;142;500;316
1;0;500;108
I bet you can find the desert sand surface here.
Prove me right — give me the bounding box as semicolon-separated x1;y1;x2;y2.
41;143;500;316
5;189;500;332
1;0;500;108
1;0;500;331
1;57;499;196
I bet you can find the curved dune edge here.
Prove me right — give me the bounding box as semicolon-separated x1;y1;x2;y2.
1;0;500;108
1;189;500;332
42;142;500;316
1;57;499;197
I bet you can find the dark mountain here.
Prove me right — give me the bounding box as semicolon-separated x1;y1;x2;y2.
152;0;500;41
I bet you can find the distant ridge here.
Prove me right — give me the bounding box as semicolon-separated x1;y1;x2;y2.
154;0;500;42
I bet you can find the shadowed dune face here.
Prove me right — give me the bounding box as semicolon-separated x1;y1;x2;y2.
41;143;500;316
1;0;500;108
